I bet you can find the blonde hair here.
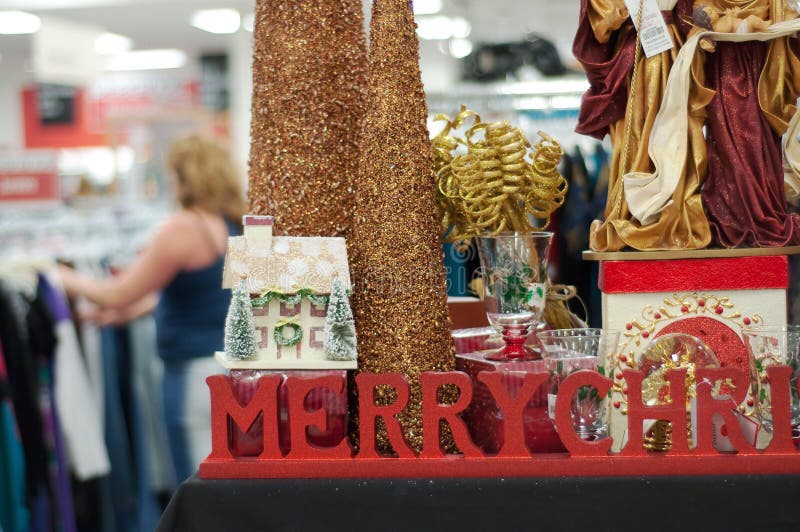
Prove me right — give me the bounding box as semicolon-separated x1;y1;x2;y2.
168;134;247;223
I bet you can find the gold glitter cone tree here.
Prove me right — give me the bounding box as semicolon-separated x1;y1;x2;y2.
349;0;456;453
248;0;368;237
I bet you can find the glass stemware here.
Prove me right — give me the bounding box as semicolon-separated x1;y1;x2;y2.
475;231;553;361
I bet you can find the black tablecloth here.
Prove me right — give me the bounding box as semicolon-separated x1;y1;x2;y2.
157;474;800;532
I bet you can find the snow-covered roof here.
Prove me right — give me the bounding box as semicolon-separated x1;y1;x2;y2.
222;235;351;294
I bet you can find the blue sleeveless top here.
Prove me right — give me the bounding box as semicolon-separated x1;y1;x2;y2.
156;218;239;363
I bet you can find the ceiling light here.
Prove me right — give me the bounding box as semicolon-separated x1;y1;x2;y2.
449;38;472;59
413;0;442;15
416;16;471;40
191;9;241;34
95;32;132;55
243;13;255;32
0;11;41;35
416;16;451;40
105;49;187;71
450;17;471;39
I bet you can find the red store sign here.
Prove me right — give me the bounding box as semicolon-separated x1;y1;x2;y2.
0;151;60;203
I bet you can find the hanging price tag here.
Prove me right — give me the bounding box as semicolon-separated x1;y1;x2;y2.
624;0;674;58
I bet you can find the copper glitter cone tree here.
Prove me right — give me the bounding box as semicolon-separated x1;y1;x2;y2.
248;0;368;237
349;0;456;453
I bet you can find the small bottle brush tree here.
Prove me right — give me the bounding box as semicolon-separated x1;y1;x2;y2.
324;279;357;361
225;276;257;360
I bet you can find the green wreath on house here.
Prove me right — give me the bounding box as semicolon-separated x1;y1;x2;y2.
273;317;303;347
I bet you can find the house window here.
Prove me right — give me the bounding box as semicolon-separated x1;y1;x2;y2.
256;326;269;349
280;301;300;316
310;302;327;318
309;326;325;348
277;341;302;360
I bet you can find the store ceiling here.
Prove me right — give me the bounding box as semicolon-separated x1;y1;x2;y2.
0;0;254;59
0;0;581;66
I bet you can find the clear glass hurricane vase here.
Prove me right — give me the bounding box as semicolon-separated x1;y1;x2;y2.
537;328;620;441
476;231;553;361
742;325;800;436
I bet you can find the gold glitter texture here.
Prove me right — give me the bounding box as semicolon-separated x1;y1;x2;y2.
248;0;368;237
349;0;456;453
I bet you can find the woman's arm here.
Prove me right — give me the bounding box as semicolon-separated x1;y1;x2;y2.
82;293;160;327
59;216;189;308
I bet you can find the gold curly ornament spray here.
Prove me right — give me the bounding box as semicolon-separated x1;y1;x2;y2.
433;106;568;245
435;107;580;328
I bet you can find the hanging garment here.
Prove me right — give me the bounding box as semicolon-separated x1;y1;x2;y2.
162;357;222;483
40;273;110;481
558;148;593;315
73;259;107;424
79;322;104;425
0;281;49;518
128;317;174;494
29;280;76;532
0;340;30;532
100;326;139;532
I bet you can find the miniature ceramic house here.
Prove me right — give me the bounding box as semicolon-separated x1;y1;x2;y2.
217;215;357;370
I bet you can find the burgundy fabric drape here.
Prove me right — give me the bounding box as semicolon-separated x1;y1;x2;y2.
573;2;636;140
702;41;800;247
574;2;693;140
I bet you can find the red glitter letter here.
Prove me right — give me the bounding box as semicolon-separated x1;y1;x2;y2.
478;371;549;457
621;369;689;455
695;368;756;454
420;371;482;458
285;375;351;459
356;373;415;458
207;374;282;459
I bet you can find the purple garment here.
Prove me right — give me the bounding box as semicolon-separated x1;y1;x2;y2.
48;365;76;532
41;276;71;322
38;275;77;532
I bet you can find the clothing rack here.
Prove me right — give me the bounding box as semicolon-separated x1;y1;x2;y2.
0;201;175;531
0;260;173;532
0;202;168;265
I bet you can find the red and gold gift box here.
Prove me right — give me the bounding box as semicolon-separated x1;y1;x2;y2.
593;252;790;451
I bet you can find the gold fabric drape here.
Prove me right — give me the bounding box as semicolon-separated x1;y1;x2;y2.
588;0;712;251
758;0;800;135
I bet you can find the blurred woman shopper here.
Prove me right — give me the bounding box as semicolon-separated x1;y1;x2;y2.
59;134;246;482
